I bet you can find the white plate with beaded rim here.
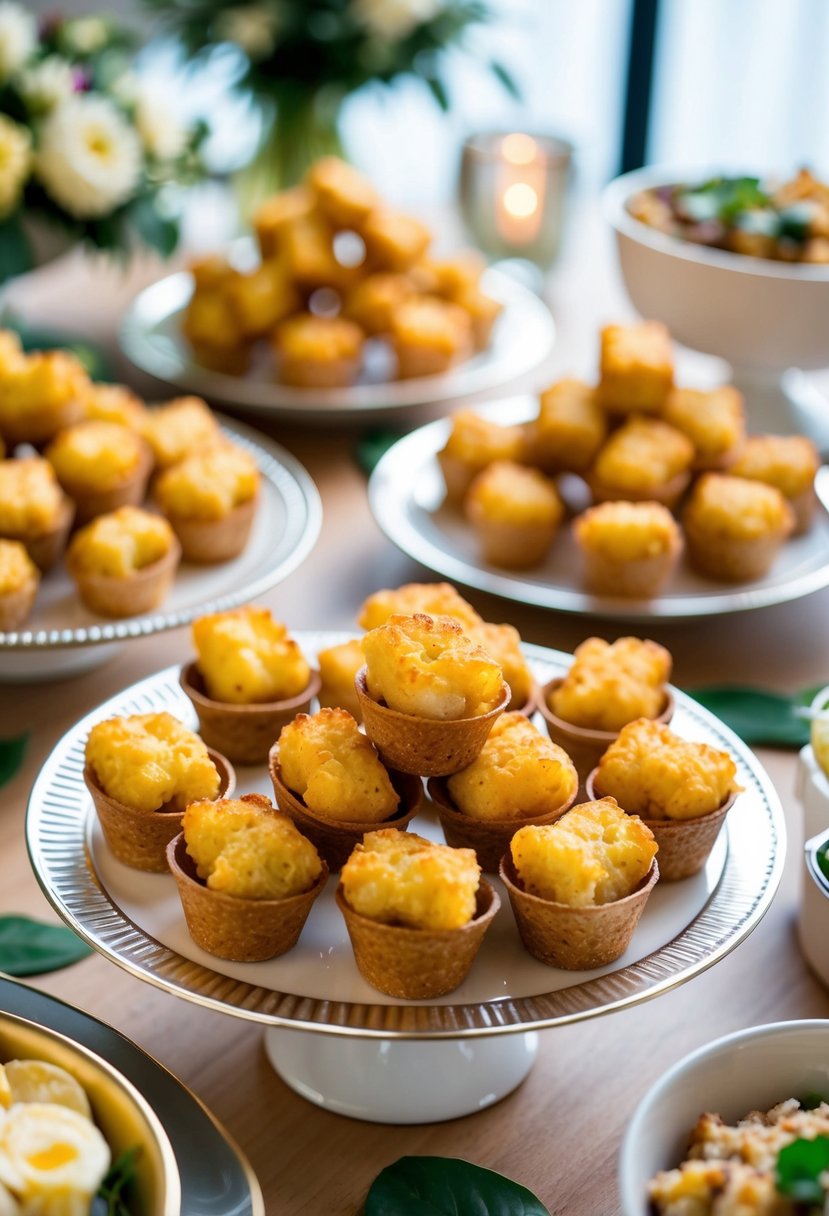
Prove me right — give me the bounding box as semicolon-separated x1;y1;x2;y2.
0;415;321;681
119;245;556;426
27;632;784;1039
368;397;829;621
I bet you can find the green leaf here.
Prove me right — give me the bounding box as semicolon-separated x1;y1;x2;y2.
683;685;817;748
776;1135;829;1203
801;1091;829;1111
127;196;180;259
354;428;407;477
0;916;92;977
0;734;27;787
0;215;33;283
490;60;521;100
365;1157;551;1216
94;1146;140;1216
424;75;450;111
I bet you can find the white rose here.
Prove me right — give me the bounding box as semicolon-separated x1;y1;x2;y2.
61;16;108;56
214;5;279;59
133;86;188;161
16;55;75;114
0;2;36;81
0;112;30;217
35;95;143;220
352;0;442;41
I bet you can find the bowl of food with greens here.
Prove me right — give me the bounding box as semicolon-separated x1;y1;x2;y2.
604;166;829;432
619;1020;829;1215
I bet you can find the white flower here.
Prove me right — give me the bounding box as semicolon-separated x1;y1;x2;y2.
35;95;143;220
214;5;279;60
133;85;188;161
16;55;75;114
0;2;36;81
61;16;108;56
352;0;442;41
0;112;30;217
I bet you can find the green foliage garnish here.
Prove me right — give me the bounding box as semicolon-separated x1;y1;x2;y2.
93;1146;140;1216
0;916;92;976
365;1156;550;1215
817;841;829;884
776;1135;829;1204
801;1091;829;1111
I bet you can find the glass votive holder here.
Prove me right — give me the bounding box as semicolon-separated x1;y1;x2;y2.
459;132;574;270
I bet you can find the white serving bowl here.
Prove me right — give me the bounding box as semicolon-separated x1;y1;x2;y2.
619;1020;829;1216
603;165;829;432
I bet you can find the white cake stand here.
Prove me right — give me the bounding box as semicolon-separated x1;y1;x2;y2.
27;638;785;1124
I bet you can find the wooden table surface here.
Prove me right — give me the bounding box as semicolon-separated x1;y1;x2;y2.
3;218;829;1215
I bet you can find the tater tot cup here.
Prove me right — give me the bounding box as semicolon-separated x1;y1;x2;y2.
683;516;793;582
0;578;38;632
84;749;235;873
159;494;259;565
336;880;499;999
577;531;683;599
499;853;659;970
436;451;480;506
355;667;510;777
268;753;424;871
789;486;817;536
179;663;321;766
23;494;75;573
586;468;691;512
68;538;181;619
538;677;674;786
585;769;737;882
167;833;328;962
71;443;153;526
427;776;578;873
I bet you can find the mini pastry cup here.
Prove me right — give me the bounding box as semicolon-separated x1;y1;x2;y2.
789;486;817;536
21;494;75;573
180;663;320;766
268;754;424;870
436;451;481;505
427;776;578;873
394;343;457;380
190;341;251;377
538;677;675;786
466;513;560;570
278;354;362;389
0;574;38;631
683;514;793;582
355;667;510;777
586;468;691;512
161;494;258;565
576;530;683;599
69;538;181;619
68;444;153;526
167;832;328;962
586;769;737;881
84;749;234;873
499;852;659;970
336;879;499;999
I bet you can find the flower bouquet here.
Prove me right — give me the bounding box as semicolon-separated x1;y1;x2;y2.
142;0;517;194
0;3;205;283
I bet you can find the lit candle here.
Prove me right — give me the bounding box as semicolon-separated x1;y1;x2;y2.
495;133;547;245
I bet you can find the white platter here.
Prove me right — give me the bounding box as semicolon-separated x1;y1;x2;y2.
0;415;321;678
119;249;556;426
27;633;784;1039
368;396;829;621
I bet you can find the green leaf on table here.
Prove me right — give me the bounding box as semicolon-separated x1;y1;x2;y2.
355;428;407;477
776;1135;829;1203
0;734;27;787
682;685;823;748
0;916;92;976
365;1157;551;1216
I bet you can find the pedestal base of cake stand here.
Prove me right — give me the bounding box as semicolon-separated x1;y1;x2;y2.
264;1027;539;1123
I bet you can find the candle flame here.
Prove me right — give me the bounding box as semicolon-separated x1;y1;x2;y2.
503;181;538;219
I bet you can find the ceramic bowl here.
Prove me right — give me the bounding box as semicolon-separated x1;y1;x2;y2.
0;1008;181;1214
603;165;829;431
618;1020;829;1215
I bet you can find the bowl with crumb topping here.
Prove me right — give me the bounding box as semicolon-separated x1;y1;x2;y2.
604;165;829;433
619;1020;829;1215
